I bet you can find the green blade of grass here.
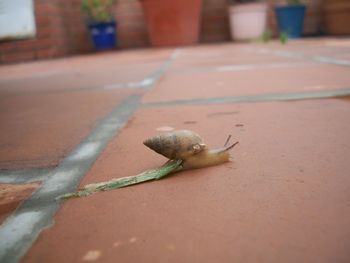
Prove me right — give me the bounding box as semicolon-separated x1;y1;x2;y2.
57;160;183;200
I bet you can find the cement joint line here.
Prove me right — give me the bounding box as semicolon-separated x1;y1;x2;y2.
253;48;350;68
0;49;181;263
143;88;350;108
103;48;182;90
0;168;51;184
0;49;182;96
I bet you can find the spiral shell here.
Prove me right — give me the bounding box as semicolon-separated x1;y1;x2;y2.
143;130;207;160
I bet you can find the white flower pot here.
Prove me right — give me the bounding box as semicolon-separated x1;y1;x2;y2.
228;2;268;41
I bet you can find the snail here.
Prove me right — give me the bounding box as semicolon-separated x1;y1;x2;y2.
143;130;238;170
59;130;239;199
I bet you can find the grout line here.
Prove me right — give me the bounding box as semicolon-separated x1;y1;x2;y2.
164;61;315;76
103;48;182;90
215;62;313;72
1;50;182;95
0;168;51;184
312;56;350;67
143;88;350;108
254;48;350;67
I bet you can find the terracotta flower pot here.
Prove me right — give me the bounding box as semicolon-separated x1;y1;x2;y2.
141;0;202;47
323;0;350;35
228;3;268;41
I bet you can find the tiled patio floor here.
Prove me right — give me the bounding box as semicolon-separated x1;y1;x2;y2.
1;38;350;263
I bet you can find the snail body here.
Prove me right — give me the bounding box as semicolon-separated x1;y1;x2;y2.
182;146;234;170
144;130;238;170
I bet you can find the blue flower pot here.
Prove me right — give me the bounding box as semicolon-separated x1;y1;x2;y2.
88;21;117;50
275;5;306;38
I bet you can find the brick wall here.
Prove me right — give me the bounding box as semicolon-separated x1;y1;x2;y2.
115;0;150;48
0;0;90;64
0;0;323;64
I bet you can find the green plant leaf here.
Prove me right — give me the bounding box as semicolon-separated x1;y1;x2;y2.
288;0;302;5
81;0;116;22
92;0;100;8
279;31;288;44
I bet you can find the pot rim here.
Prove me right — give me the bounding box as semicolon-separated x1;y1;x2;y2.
87;20;116;27
275;4;306;10
228;2;268;13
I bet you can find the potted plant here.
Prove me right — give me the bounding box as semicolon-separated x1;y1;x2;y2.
274;0;306;39
227;0;268;41
81;0;117;50
141;0;202;47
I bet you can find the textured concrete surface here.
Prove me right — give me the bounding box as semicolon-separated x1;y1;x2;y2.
1;38;350;263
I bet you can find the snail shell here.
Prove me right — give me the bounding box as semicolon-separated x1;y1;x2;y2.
143;130;207;160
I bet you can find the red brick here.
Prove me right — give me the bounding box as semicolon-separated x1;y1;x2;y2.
118;31;148;40
202;6;227;14
35;2;61;16
115;0;143;11
16;39;40;51
36;48;54;59
202;22;229;30
118;23;147;31
37;38;54;49
0;42;17;53
118;28;146;35
37;27;53;38
119;40;149;48
202;14;228;23
49;47;67;57
48;27;67;38
1;51;36;63
201;33;230;43
49;16;65;27
115;13;146;22
35;15;51;27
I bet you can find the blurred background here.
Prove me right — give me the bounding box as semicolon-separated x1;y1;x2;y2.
0;0;349;64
